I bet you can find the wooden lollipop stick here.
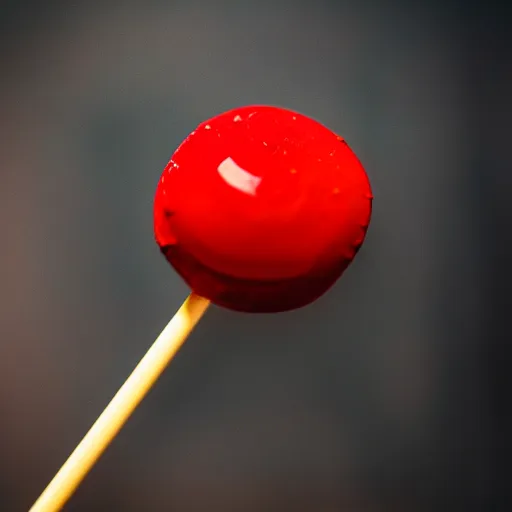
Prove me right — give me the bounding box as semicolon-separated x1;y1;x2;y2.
29;292;210;512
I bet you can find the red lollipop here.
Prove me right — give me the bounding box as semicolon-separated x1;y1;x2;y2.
154;105;372;312
30;106;372;512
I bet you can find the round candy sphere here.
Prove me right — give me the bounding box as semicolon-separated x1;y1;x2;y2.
154;105;372;313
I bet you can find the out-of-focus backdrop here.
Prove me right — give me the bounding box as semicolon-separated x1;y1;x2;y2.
0;0;508;510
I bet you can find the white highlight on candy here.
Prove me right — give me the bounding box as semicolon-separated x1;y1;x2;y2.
217;157;261;196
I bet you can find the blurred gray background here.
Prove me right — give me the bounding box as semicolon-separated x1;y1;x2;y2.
0;0;508;510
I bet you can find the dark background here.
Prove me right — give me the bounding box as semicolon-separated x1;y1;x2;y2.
0;0;509;510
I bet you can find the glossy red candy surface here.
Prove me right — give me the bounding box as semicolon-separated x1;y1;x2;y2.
154;105;372;312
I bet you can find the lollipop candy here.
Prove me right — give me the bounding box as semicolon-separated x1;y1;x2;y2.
30;106;372;512
154;105;372;312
